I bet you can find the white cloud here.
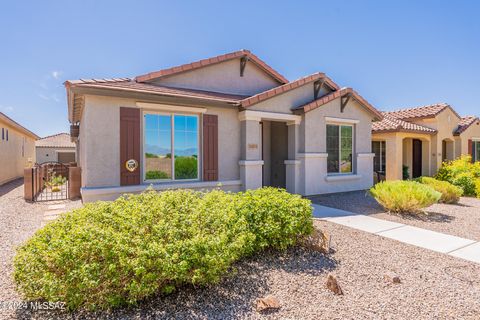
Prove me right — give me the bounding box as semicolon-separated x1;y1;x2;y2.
51;70;62;79
38;93;50;100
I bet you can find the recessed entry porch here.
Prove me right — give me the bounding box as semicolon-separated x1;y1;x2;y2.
372;132;432;181
239;110;301;193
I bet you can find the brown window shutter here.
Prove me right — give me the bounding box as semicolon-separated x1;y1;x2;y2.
202;114;218;181
120;107;141;186
468;139;473;162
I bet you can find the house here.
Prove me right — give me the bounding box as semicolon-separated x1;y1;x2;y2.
65;50;383;202
0;112;39;185
35;133;76;164
372;103;480;180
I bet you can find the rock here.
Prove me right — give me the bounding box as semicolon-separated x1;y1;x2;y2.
300;228;330;253
325;274;343;295
256;295;281;312
384;273;401;284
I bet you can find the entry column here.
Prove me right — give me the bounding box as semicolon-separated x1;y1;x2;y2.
239;118;264;190
285;122;300;193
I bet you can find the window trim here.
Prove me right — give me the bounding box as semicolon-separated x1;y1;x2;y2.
142;111;201;183
326;123;355;175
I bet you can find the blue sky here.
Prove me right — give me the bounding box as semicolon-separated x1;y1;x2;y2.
0;0;479;137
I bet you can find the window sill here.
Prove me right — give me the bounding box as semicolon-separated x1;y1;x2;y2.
325;174;362;182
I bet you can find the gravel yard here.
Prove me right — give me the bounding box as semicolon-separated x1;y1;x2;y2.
1;182;478;319
311;190;480;241
0;179;81;320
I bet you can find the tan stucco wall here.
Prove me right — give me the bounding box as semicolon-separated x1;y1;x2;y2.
79;95;241;189
459;119;480;156
304;99;373;154
36;147;76;164
412;108;459;173
0;121;36;185
372;132;432;180
151;58;280;96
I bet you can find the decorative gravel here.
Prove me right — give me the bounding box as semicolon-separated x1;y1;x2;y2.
311;190;480;241
0;179;81;320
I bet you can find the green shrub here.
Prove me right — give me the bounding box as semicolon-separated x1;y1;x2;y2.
369;180;441;214
452;172;477;196
234;187;313;253
416;177;463;204
476;179;480;199
436;155;480;196
145;170;169;179
14;188;312;311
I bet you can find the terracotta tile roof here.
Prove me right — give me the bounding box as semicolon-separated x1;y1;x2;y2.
293;87;383;120
135;49;288;84
454;116;480;135
0;112;39;140
240;73;340;108
372;114;437;134
383;103;460;120
65;78;248;103
36;133;75;148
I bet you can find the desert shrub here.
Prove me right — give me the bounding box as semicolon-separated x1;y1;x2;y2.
234;187;313;253
416;177;463;204
145;170;169;179
452;172;477;196
476;179;480;199
14;188;312;311
369;180;441;214
436;156;480;196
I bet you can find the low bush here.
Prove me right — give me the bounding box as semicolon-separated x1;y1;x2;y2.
234;187;313;253
14;187;312;311
369;180;441;214
416;177;463;204
145;170;169;179
436;156;480;196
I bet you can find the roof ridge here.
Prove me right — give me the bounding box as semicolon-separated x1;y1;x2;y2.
385;102;449;114
39;132;70;140
134;50;288;84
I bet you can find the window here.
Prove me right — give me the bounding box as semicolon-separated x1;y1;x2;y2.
372;141;386;173
6;129;8;141
144;113;199;181
474;141;480;162
327;124;353;174
1;128;3;140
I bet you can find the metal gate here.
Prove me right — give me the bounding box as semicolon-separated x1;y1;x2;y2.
31;162;69;201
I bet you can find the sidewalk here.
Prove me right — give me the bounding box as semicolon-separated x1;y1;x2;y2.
313;204;480;264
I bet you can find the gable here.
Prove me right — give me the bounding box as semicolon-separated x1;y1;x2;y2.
147;57;281;96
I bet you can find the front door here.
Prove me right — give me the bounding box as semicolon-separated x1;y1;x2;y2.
412;139;422;178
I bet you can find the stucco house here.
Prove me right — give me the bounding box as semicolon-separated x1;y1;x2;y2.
0;112;38;185
372;103;480;180
35;133;76;164
65;50;383;202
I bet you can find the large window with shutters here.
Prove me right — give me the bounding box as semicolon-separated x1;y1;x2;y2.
327;124;354;174
144;113;199;181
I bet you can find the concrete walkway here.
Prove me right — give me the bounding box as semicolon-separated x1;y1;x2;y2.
42;203;66;226
313;204;480;264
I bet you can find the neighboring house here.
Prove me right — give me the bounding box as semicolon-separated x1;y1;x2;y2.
0;112;38;185
35;133;76;164
65;50;382;202
372;103;480;180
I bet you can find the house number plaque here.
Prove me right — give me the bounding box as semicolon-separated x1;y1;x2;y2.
126;159;138;172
